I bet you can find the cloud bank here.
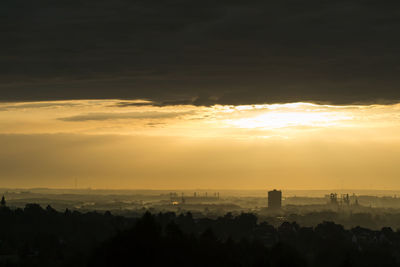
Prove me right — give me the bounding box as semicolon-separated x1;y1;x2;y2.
58;111;195;121
2;0;400;105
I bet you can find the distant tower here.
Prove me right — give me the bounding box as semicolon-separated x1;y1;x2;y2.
342;194;350;206
330;193;338;205
0;196;6;207
268;189;282;210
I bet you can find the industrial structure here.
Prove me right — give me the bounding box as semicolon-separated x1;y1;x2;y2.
169;192;220;205
268;189;282;210
328;193;359;207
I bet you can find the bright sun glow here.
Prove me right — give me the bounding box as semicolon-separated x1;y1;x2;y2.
211;103;354;130
1;100;400;189
224;111;352;129
0;100;399;138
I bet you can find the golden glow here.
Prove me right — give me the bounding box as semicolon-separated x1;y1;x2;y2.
0;100;400;190
1;100;397;137
224;110;352;129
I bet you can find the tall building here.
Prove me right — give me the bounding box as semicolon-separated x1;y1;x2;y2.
0;196;5;207
268;189;282;210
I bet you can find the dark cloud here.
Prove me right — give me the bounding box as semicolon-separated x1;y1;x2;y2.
2;0;400;105
0;102;81;110
58;111;195;121
115;102;155;107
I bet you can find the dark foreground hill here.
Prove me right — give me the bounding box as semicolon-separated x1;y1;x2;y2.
1;204;400;266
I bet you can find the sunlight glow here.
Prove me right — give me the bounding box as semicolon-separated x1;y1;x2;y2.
1;100;400;189
224;110;353;129
0;100;399;139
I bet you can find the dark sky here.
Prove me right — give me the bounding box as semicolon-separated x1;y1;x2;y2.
2;0;400;105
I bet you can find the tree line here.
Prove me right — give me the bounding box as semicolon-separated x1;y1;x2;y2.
1;203;400;266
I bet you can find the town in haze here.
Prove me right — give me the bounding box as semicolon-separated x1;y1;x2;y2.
3;188;400;266
3;188;400;229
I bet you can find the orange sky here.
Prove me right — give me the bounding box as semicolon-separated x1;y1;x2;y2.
0;100;399;190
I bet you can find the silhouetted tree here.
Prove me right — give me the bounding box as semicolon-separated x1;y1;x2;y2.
2;207;400;267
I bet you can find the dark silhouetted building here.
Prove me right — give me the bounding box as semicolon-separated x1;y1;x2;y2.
268;189;282;210
329;193;338;205
0;196;5;207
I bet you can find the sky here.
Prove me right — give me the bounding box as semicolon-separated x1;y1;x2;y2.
0;100;399;189
1;1;400;189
